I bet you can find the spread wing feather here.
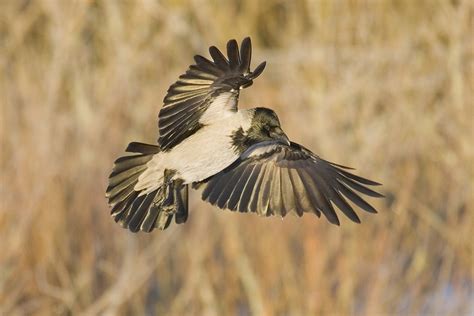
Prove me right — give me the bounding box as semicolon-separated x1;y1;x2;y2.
200;142;383;225
158;37;266;150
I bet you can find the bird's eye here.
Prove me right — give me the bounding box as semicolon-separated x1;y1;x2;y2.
263;126;272;136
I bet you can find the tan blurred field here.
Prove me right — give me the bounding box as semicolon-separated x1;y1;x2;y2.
1;0;473;315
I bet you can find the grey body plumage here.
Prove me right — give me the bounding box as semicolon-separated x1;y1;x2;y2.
106;37;383;233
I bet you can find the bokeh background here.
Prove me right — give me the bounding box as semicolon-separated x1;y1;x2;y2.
1;0;473;315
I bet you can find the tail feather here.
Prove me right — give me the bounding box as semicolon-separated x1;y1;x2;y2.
108;165;147;187
128;191;157;232
126;141;164;154
110;155;151;176
106;142;189;233
141;204;161;232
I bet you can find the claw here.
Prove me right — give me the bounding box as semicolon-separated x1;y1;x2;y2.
162;184;175;207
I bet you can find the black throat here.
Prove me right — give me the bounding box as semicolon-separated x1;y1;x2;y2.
231;127;256;154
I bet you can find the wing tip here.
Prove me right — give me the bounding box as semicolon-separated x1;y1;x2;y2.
249;61;266;79
227;38;238;47
330;217;341;226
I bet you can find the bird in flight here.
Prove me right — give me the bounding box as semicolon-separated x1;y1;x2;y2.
106;37;383;232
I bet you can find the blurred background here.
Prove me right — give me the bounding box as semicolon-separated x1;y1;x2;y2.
1;0;473;315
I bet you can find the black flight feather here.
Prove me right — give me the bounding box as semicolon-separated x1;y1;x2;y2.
158;37;266;150
201;141;382;225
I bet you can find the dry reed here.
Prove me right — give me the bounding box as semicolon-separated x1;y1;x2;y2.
0;0;473;315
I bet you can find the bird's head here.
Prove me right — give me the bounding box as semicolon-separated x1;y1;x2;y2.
233;107;290;152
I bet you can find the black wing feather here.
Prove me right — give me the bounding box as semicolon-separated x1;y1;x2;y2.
209;46;229;68
158;37;266;150
239;37;252;73
296;168;322;218
238;164;261;212
200;142;383;225
287;168;306;216
227;39;240;69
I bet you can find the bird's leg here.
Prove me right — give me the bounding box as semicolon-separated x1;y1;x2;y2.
161;169;178;214
173;179;188;224
159;169;187;217
161;170;187;214
172;179;184;207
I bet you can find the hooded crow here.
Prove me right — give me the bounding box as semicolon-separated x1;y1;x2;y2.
106;37;383;232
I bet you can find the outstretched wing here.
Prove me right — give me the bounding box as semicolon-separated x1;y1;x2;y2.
158;37;266;150
200;141;384;225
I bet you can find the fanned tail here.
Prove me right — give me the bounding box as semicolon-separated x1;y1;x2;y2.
105;142;188;232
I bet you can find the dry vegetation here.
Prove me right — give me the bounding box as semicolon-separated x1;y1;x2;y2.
1;0;473;315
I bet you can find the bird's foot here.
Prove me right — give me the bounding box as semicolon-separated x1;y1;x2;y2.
160;169;183;214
